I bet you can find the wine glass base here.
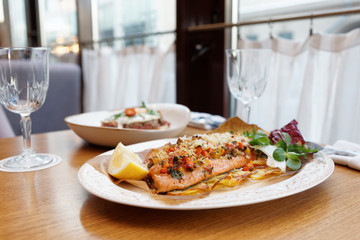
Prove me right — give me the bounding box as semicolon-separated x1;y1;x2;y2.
0;153;62;172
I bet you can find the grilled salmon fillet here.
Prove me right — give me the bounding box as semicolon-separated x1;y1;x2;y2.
144;132;253;193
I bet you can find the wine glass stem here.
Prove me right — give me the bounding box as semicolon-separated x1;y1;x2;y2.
20;114;33;156
244;104;251;123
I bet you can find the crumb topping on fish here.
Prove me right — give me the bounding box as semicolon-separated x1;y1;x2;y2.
145;132;255;193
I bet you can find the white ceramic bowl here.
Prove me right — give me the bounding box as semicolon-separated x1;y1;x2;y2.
65;103;190;147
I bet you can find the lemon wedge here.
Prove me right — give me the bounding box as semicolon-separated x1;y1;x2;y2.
107;142;149;180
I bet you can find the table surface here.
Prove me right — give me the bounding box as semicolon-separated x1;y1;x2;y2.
0;128;359;240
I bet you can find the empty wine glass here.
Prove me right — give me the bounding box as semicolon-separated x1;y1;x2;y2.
225;49;272;123
0;47;61;172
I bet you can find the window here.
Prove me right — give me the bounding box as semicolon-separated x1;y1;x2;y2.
39;0;78;63
7;0;27;47
92;0;176;50
237;0;360;41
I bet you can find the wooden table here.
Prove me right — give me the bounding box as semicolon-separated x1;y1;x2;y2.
0;129;359;240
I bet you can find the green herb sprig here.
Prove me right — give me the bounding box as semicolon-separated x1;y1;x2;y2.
244;129;271;146
245;129;318;171
141;101;159;116
110;112;125;120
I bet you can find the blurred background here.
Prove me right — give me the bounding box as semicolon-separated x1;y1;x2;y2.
1;0;360;144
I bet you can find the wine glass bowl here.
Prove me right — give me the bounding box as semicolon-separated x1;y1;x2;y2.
225;49;272;123
0;47;61;172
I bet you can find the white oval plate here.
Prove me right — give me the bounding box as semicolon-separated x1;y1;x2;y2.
65;103;190;147
78;138;335;210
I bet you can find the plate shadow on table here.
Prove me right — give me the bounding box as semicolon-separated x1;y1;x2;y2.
79;183;332;239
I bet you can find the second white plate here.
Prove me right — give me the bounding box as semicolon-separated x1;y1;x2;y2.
65;103;190;147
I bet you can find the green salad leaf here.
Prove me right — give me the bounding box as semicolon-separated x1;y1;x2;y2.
245;129;318;171
273;148;286;162
244;129;271;146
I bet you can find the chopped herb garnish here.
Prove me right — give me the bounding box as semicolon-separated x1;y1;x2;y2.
111;112;125;120
173;157;180;168
168;167;183;179
147;109;158;116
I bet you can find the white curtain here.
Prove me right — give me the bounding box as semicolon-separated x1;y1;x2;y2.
82;43;176;112
236;28;360;145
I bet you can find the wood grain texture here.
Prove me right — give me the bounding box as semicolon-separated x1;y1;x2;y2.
0;130;359;240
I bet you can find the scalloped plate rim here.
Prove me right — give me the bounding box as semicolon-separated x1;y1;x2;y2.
78;138;334;210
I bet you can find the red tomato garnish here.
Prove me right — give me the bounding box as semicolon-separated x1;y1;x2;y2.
168;158;174;168
195;146;202;155
124;108;136;116
202;150;210;158
242;165;250;171
243;162;254;171
167;147;174;154
183;156;194;170
160;168;168;174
